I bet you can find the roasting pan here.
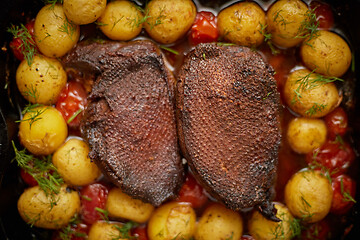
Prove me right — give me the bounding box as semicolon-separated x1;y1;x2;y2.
1;0;360;239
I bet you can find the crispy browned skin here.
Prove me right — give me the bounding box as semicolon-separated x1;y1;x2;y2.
176;43;281;219
63;40;183;206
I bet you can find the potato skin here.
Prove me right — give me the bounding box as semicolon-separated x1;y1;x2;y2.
52;138;101;186
300;30;352;77
17;185;80;229
88;221;128;240
287;117;327;154
217;2;266;47
34;4;80;58
283;69;341;118
195;203;243;240
147;201;196;240
63;0;106;25
98;0;143;41
144;0;197;44
16;55;67;105
266;0;308;48
285;170;333;223
19;106;68;155
248;203;294;240
106;188;154;223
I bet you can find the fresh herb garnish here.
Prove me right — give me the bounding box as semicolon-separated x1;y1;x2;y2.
42;0;63;9
259;23;279;55
160;46;179;55
295;8;320;44
67;109;83;124
58;17;77;40
112;221;137;240
95;207;109;222
340;178;356;203
58;214;87;240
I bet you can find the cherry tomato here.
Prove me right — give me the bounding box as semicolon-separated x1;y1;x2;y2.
324;107;348;139
331;174;356;215
301;219;331;240
306;139;355;176
176;173;208;208
132;225;148;240
80;183;109;225
20;168;38;187
52;222;89;240
9;19;36;61
310;1;334;30
189;11;218;45
56;81;88;128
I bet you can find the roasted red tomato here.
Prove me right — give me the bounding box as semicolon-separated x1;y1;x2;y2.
331;174;356;215
306;139;355;176
189;11;218;45
132;225;148;240
301;219;331;240
20;168;38;187
176;173;208;208
324;107;348;139
52;222;89;240
310;1;334;30
56;81;88;128
80;183;109;225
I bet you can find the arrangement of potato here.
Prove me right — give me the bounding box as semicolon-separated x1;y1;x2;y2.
16;55;67;105
98;0;144;41
300;30;352;77
248;203;294;240
147;201;196;240
19;106;68;155
34;4;80;58
287;117;327;154
144;0;197;44
88;221;129;240
283;68;341;118
17;185;80;229
52;138;101;186
285;170;333;223
106;188;154;223
195;203;243;240
266;0;309;48
217;2;266;47
63;0;106;25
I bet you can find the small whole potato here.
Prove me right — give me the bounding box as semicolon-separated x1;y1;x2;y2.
195;203;243;240
266;0;309;48
217;2;266;47
106;188;154;223
287;117;327;154
16;55;67;105
35;4;80;58
300;30;352;77
52;138;101;186
144;0;197;44
248;203;294;240
147;201;196;240
88;221;128;240
19;106;68;155
63;0;106;25
17;185;80;229
98;0;144;41
285;170;333;223
283;69;341;118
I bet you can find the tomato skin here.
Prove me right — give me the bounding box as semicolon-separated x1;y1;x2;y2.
189;11;218;45
20;168;38;187
306;139;355;176
56;81;88;128
132;225;148;240
9;19;36;61
331;174;356;215
176;173;208;208
80;183;109;225
324;107;348;139
310;1;334;30
301;220;331;240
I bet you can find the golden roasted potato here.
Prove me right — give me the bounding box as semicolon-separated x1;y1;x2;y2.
52;138;101;186
283;69;341;118
248;203;294;240
285;170;333;223
63;0;106;25
144;0;196;44
287;117;327;154
16;55;67;105
34;4;80;58
300;30;352;77
106;188;154;223
19;106;68;155
195;203;243;240
147;202;196;240
88;221;129;240
266;0;309;48
17;185;80;229
98;0;143;41
217;2;266;47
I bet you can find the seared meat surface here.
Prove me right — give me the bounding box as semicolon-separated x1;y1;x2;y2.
63;40;183;206
176;43;281;219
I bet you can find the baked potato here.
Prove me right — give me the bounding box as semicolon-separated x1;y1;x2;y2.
88;221;129;240
63;0;106;25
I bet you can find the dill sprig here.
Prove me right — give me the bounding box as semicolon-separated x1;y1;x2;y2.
58;17;77;40
42;0;63;9
7;24;38;66
160;46;179;55
146;6;166;30
16;105;47;129
67;109;83;124
305;103;326;117
295;8;320;44
259;23;279;55
340;178;356;203
112;221;138;240
58;214;87;240
95;207;109;222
